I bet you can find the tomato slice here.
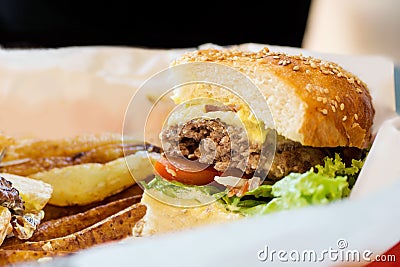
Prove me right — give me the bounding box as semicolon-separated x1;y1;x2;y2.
154;156;220;186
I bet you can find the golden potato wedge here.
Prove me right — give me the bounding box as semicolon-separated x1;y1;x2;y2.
0;173;52;212
0;143;160;177
5;203;147;252
41;184;143;221
3;195;141;247
0;249;70;266
2;133;138;161
29;151;158;206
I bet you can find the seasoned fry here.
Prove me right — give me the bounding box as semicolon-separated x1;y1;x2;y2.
0;143;160;177
41;184;143;221
2;133;136;161
0;249;71;266
0;132;160;207
28;151;157;206
5;204;147;252
0;133;156;266
3;195;142;247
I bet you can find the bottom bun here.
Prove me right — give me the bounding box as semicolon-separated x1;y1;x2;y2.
134;193;242;237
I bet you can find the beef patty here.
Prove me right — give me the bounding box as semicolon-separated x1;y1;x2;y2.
160;118;363;181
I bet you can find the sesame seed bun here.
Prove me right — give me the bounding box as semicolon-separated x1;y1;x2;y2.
171;47;375;149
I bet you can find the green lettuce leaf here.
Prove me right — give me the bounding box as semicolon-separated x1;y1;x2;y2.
315;153;365;188
218;185;273;212
142;153;365;215
242;171;349;216
219;153;365;216
141;175;220;204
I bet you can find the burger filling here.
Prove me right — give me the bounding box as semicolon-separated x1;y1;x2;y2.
161;116;364;182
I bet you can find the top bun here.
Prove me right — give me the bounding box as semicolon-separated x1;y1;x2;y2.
171;47;375;148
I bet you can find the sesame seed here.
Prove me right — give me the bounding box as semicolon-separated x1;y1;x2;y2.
320;109;328;115
322;69;330;75
331;105;336;112
178;49;370;103
317;97;323;102
335;96;341;102
354;114;358;120
342;116;347;121
305;84;312;92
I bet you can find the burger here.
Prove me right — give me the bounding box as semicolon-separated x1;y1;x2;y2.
134;47;375;236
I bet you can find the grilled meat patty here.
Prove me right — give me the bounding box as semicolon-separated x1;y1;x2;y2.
161;118;363;181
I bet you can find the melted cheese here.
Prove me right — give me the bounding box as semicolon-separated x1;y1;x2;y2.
166;102;266;145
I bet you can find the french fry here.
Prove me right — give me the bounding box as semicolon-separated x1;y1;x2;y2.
29;152;156;206
41;184;143;221
0;249;71;266
2;195;142;247
0;132;160;207
4;204;146;252
0;143;160;177
0;133;155;266
2;133;137;161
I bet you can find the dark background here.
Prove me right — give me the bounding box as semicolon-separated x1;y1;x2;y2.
0;1;312;49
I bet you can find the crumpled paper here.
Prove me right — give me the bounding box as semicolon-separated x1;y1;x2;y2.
0;44;398;266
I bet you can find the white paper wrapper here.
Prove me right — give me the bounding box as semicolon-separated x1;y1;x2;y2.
0;44;398;266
